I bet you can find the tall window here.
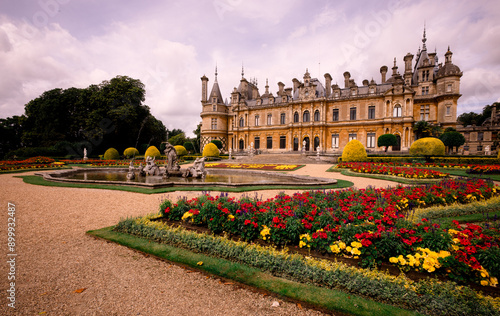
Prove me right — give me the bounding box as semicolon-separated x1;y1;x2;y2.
293;111;299;123
303;110;310;122
254;137;260;149
267;114;272;125
239;117;244;127
211;118;217;130
368;106;375;119
367;133;376;148
447;84;452;92
348;133;357;141
212;104;216;111
331;134;339;148
446;106;451;116
393;105;402;117
350;107;356;120
422;86;429;95
332;109;339;121
266;136;273;149
478;132;484;141
279;136;286;149
255;115;259;126
280;113;286;125
314;110;320;121
420;105;429;121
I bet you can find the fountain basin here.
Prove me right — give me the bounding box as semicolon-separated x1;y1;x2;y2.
38;167;336;189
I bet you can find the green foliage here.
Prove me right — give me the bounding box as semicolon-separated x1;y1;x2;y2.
174;145;187;156
202;143;220;157
341;139;367;162
457;103;497;127
210;139;223;149
103;148;120;160
413;121;443;139
144;146;161;159
123;147;139;158
168;132;187;146
377;134;398;152
439;132;466;153
409;137;445;156
183;141;194;153
6;76;165;156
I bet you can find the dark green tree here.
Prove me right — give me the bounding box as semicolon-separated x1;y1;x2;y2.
211;139;223;149
183;141;195;153
0;116;24;159
413;121;442;139
439;131;466;154
168;132;186;146
377;134;398;152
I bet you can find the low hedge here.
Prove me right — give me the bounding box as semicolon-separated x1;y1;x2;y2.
366;156;499;164
114;215;500;316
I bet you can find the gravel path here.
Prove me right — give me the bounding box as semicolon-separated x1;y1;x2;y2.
0;165;397;315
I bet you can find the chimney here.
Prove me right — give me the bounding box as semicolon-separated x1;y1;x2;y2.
292;78;300;95
380;66;388;83
277;82;285;96
324;73;332;97
343;71;351;88
201;75;209;102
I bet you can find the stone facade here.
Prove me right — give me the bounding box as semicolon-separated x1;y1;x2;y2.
200;29;462;154
457;105;500;156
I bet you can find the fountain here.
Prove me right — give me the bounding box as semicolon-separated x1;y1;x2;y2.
39;141;337;189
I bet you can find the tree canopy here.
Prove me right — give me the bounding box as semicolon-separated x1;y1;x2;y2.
377;134;398;152
457;103;497;127
439;131;466;154
1;76;167;158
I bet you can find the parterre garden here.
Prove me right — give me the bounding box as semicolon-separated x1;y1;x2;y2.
5;139;500;314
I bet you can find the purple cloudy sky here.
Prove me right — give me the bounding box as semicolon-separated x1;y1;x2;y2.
1;0;499;136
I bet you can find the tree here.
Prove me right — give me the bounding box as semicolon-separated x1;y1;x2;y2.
413;121;442;139
183;141;194;153
193;122;202;153
8;75;166;158
211;139;223;149
0;116;24;159
439;131;466;154
377;134;398;152
168;132;186;146
457;112;482;127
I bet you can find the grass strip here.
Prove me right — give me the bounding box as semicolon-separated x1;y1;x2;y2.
0;166;71;174
16;175;353;194
87;226;419;316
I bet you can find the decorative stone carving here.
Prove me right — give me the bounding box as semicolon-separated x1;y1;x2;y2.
126;160;135;180
182;157;206;178
144;156;161;176
164;142;180;172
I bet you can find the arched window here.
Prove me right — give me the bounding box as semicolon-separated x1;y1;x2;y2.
293;112;299;123
303;110;310;122
314;110;320;121
393;104;402;117
239;117;244;127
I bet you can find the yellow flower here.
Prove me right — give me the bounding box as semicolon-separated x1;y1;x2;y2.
181;212;193;221
490;277;498;287
351;241;362;249
480;280;489;286
338;241;346;250
330;244;341;253
346;246;352;253
197;261;203;266
260;225;270;240
228;214;235;220
351;248;361;256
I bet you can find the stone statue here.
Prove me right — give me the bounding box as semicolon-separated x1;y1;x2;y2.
144;156;161;176
83;148;88;160
182;157;206;178
164;142;180;172
138;163;146;177
126;160;135;180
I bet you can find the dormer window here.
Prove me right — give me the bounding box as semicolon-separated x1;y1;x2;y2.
212;97;217;103
370;88;374;94
351;90;356;96
334;92;339;98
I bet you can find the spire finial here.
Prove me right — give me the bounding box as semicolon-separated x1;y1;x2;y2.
241;63;244;79
422;23;427;50
215;63;218;82
394;57;397;67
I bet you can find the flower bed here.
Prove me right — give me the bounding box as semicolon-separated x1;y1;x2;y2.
468;165;500;175
88;159;167;167
158;178;499;287
0;156;65;172
334;162;449;179
204;162;302;171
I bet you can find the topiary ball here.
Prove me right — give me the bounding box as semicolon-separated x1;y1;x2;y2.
123;147;139;158
103;148;120;160
341;140;367;162
409;137;445;156
202;143;220;157
174;145;188;156
144;146;161;159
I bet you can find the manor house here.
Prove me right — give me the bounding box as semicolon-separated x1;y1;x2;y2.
200;30;462;154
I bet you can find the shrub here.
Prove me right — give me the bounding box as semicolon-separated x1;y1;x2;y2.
174;145;188;156
183;141;195;153
341;140;367;162
144;146;161;159
377;134;398;152
202;143;220;157
103;148;120;160
123;147;139;158
211;139;223;149
410;137;445;156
